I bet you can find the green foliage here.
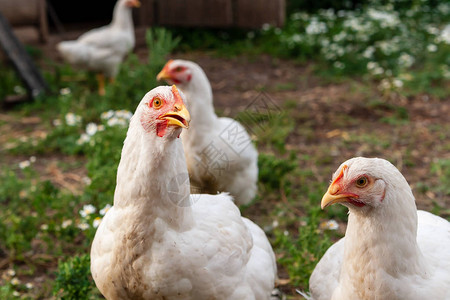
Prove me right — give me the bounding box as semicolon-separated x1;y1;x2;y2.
54;255;94;300
431;159;450;196
274;210;334;287
258;153;297;191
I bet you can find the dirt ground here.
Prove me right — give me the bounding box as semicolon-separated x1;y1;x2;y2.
1;34;449;298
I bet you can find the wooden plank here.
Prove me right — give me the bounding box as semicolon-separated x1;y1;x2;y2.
234;0;285;28
0;12;47;102
0;0;40;26
134;0;155;27
157;0;233;27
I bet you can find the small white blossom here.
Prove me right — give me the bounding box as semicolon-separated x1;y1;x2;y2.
398;53;415;68
82;176;92;186
19;160;31;169
25;282;34;289
14;86;26;94
283;230;289;236
100;204;112;216
61;220;73;229
77;222;89;231
65;113;82;126
320;219;339;230
93;217;102;228
261;23;271;31
427;44;437;52
86;123;98;136
379;78;392;91
6;269;16;277
333;61;345;69
13;291;20;297
80;204;96;218
76;133;90;145
29;156;36;163
306;19;328;35
40;224;49;230
363;46;375;59
53;119;62;127
101;110;115;120
11;277;20;285
59;87;71;95
392;78;404;88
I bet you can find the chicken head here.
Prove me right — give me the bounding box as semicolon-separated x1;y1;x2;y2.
321;158;389;210
157;60;193;85
139;85;190;138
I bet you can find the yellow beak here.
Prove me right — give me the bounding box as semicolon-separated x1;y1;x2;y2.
131;0;141;7
157;69;170;81
321;185;354;209
159;104;190;129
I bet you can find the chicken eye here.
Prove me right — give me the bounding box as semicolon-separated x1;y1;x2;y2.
174;66;183;72
355;176;368;188
152;97;164;109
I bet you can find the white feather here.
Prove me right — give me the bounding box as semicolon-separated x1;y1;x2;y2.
165;60;258;205
309;157;450;300
57;0;135;77
90;86;276;299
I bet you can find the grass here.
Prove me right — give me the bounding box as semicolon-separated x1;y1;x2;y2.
0;2;449;298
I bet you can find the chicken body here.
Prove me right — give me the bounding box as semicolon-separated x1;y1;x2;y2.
57;0;139;94
309;157;450;300
90;86;276;299
157;60;258;205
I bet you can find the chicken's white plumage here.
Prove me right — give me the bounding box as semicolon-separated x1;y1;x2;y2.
57;0;138;78
157;60;258;205
309;157;450;300
90;86;276;299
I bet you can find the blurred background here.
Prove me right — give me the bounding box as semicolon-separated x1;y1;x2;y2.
0;0;449;299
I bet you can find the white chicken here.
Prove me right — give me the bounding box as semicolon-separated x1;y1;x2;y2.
156;60;258;205
90;85;277;299
307;157;450;300
57;0;140;95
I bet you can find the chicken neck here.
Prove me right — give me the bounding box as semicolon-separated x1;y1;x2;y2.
337;183;428;299
111;0;135;31
113;116;194;230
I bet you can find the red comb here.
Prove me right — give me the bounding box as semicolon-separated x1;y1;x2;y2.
332;165;347;185
171;85;183;105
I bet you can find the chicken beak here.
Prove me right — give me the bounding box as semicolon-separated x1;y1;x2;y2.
321;184;353;209
157;69;170;81
159;104;190;129
132;0;141;7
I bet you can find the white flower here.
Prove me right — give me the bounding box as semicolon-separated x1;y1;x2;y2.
77;222;89;231
76;133;90;145
53;119;62;127
101;110;115;120
29;156;36;163
379;78;392;91
61;219;73;229
19;160;31;169
437;24;450;44
86;122;98;136
283;230;289;236
59;87;71;95
79;204;96;218
6;269;16;277
25;282;34;289
11;277;20;285
427;44;438;52
115;110;133;120
100;204;112;216
272;220;279;228
14;85;26;94
261;23;271;31
398;53;415;68
82;176;92;186
320;219;339;230
13;291;20;297
93;217;102;228
392;78;404;88
107;117;127;127
367;9;399;28
363;46;375;59
333;61;345;69
65;113;82;126
306;19;327;35
40;224;49;230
